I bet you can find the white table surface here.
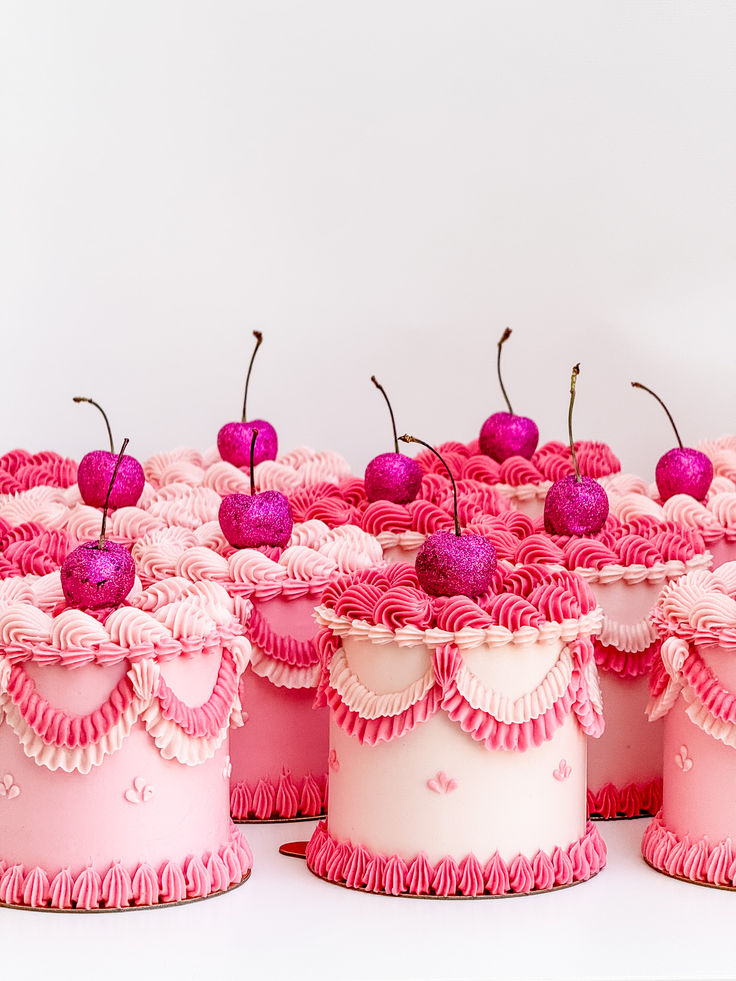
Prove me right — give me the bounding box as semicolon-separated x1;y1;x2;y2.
0;817;733;981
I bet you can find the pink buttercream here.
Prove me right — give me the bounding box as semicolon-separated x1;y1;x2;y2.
587;778;663;819
306;820;606;897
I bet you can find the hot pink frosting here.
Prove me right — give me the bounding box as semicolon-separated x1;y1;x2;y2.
306;819;606;897
415;439;621;488
0;449;78;495
587;778;662;819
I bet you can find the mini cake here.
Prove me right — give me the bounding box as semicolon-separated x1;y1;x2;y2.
131;521;383;822
415;440;621;519
0;572;252;910
512;516;711;819
643;562;736;888
306;561;606;898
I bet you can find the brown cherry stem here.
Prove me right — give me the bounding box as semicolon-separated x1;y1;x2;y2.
631;382;684;449
249;429;257;495
399;434;460;536
241;331;263;423
99;438;129;548
497;328;514;415
568;364;581;482
73;397;114;453
371;376;399;453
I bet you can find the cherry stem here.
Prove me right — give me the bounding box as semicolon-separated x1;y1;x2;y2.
73;397;114;454
568;364;581;482
631;382;684;450
497;328;514;415
249;429;257;495
371;376;399;453
399;434;460;536
241;331;263;423
99;438;129;549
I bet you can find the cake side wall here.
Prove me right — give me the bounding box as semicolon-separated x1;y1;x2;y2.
325;635;587;865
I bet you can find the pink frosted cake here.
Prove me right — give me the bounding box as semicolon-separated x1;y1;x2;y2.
513;516;710;819
643;562;736;888
131;521;383;822
0;572;252;910
414;439;621;519
306;561;607;898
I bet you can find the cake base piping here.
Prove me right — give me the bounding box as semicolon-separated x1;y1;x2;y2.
230;772;327;823
587;778;662;820
642;810;736;890
0;824;252;911
305;820;605;898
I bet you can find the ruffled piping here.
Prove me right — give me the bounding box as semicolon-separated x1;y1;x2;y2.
594;637;661;680
321;637;604;748
647;638;736;747
0;823;252;910
587;778;662;819
305;820;606;897
0;646;248;772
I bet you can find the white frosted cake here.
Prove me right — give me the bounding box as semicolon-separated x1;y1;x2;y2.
306;561;606;897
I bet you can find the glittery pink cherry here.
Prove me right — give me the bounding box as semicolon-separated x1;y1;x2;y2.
364;376;422;504
61;439;136;609
219;430;293;548
631;381;713;502
544;364;609;536
217;330;278;468
74;397;145;508
399;435;496;597
479;328;539;462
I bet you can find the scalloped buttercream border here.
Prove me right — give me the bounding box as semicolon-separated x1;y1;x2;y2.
230;770;327;821
642;811;736;888
0;823;252;909
587;778;662;819
305;819;606;897
0;642;249;772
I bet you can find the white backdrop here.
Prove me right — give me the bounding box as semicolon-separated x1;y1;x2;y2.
2;2;736;480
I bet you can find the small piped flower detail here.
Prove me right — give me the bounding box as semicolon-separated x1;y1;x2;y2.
553;760;572;782
675;745;693;772
427;771;458;794
328;749;340;773
0;774;20;799
124;777;154;804
223;755;232;781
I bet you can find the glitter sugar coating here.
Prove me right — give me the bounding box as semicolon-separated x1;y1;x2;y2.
217;419;278;469
219;490;294;548
655;447;713;503
479;411;539;463
77;450;145;509
416;530;497;598
544;474;609;536
364;452;423;504
60;540;136;609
